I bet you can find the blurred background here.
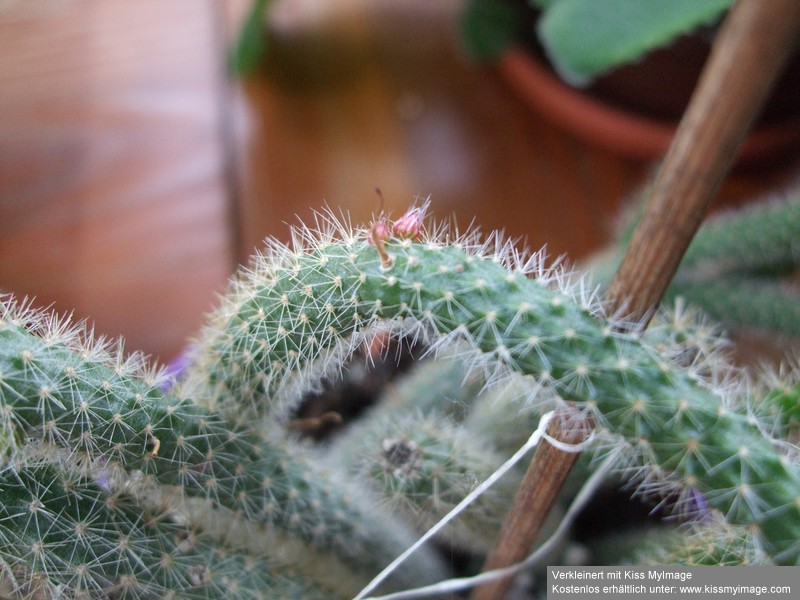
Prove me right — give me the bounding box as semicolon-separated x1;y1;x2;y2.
2;0;800;365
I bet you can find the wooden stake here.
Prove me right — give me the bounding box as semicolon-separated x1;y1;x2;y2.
471;405;591;600
606;0;800;323
473;2;800;598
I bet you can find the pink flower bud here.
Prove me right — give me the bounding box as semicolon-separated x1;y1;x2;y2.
392;200;430;240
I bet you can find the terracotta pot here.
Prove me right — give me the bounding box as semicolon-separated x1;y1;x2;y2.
498;46;800;166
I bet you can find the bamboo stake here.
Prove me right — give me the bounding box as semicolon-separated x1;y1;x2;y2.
472;2;800;598
606;0;800;321
471;405;591;600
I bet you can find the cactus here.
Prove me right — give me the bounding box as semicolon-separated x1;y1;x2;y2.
323;357;512;550
0;295;446;598
0;463;328;599
2;203;800;598
591;193;800;336
668;277;800;338
186;208;800;561
679;195;800;272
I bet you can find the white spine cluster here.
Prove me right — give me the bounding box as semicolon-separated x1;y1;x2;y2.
2;203;799;599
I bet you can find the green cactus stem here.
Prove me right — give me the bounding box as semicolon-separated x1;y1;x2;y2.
329;406;512;550
636;519;769;567
590;194;800;338
0;296;446;597
3;203;800;599
189;221;800;564
679;195;800;273
750;363;800;443
0;463;328;599
666;277;800;338
609;193;800;276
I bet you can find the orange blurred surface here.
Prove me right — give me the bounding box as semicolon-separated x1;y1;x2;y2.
0;0;234;363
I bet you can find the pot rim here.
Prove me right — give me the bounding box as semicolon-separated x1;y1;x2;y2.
499;47;800;165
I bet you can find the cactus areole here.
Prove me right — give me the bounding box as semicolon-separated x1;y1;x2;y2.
1;206;800;598
195;210;800;563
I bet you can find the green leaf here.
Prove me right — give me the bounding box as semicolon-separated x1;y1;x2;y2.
460;0;524;61
538;0;732;85
529;0;559;9
229;0;273;75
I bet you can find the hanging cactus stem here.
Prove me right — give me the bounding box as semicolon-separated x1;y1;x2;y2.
2;194;800;598
190;216;800;566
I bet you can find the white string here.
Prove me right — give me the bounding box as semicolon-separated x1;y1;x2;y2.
360;448;620;600
354;410;598;600
352;410;555;600
542;431;596;453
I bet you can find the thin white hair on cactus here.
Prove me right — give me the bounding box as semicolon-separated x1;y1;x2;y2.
269;338;360;422
580;426;693;519
443;225;488;257
648;299;732;370
417;317;524;402
619;316;724;412
357;436;615;600
249;237;295;279
757;354;800;397
424;214;477;250
747;356;800;454
288;210;603;331
0;294;169;390
509;245;556;282
422;327;485;381
352;409;557;600
1;294;87;354
553;269;606;318
639;516;750;566
421;316;568;413
289;205;359;252
628;463;691;514
443;227;576;294
0;293;47;328
480;230;525;268
712;366;751;413
249;207;604;327
386;211;573;293
268;319;432;423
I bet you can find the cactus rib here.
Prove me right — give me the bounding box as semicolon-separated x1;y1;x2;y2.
0;297;447;596
0;464;328;599
193;228;800;563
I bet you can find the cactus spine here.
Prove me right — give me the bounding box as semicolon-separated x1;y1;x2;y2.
0;296;445;598
324;358;512;549
0;464;328;599
190;218;800;564
2;201;800;598
593;194;800;336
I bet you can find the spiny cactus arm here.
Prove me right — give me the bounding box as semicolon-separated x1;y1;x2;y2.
666;277;800;337
750;362;800;441
0;464;329;599
371;241;800;562
581;519;766;568
588;195;800;293
188;229;800;562
361;354;484;421
0;297;447;594
679;195;800;273
765;383;800;435
329;408;514;551
317;356;522;550
634;519;770;566
184;231;378;425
